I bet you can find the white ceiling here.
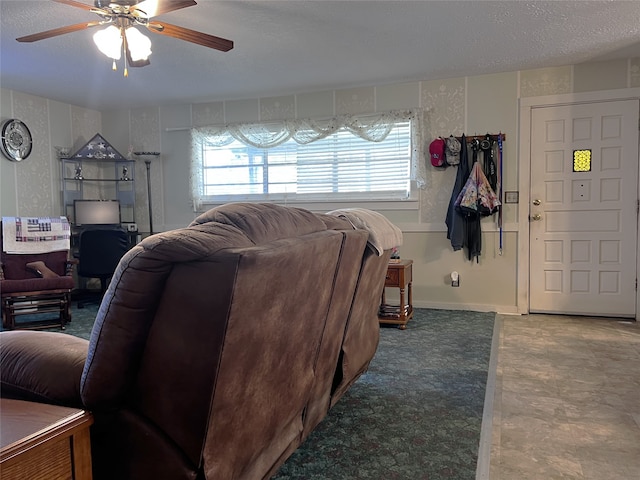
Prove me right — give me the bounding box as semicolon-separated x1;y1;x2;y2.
1;0;639;111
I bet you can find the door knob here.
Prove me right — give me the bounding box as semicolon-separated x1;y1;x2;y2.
531;214;542;221
532;199;541;206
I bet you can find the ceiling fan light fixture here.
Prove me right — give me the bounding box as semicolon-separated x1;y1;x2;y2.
125;26;152;62
16;0;232;77
93;24;122;60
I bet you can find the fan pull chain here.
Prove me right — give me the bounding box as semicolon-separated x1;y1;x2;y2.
121;27;129;77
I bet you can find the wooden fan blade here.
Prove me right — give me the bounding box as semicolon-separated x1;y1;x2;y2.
148;21;233;51
52;0;94;11
134;0;196;18
16;21;101;43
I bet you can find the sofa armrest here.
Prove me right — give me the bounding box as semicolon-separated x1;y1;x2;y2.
0;331;88;408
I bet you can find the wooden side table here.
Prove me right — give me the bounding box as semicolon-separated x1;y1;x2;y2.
0;398;94;480
379;259;413;329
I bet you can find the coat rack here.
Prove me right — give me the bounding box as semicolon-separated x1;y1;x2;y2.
446;132;507;257
455;133;506;144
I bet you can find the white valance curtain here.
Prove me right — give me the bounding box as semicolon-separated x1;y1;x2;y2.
190;109;428;209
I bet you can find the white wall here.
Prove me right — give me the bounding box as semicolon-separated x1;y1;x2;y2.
0;89;101;217
2;58;639;313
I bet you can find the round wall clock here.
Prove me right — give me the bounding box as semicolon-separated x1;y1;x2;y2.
1;119;33;162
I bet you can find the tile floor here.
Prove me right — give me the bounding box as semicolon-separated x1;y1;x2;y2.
485;314;640;480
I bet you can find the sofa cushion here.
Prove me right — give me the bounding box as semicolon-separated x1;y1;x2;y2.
0;331;88;407
0;276;74;293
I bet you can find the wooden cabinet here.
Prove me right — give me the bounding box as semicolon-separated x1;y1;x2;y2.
379;259;413;329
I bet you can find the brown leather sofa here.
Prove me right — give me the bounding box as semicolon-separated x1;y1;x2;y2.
0;203;401;480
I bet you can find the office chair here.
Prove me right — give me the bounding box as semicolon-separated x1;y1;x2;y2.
76;228;130;308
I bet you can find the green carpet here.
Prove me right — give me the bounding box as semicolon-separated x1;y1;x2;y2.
36;304;494;480
273;308;494;479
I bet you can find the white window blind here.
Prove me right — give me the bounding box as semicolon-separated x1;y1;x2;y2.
194;117;413;205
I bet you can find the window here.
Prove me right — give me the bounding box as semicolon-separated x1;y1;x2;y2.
191;111;423;207
573;149;592;172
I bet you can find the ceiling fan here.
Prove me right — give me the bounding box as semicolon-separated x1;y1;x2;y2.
16;0;234;75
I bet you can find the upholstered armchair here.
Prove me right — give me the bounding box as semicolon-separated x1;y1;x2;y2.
1;219;76;330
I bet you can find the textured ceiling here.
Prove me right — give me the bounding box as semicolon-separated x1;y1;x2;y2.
1;0;639;111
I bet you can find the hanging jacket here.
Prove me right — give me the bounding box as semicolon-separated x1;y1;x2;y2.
445;134;470;251
467;215;481;262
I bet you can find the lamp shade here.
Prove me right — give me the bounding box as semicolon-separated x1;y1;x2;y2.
93;25;122;60
125;27;152;62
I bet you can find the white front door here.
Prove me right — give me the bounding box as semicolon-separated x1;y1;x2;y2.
529;99;640;317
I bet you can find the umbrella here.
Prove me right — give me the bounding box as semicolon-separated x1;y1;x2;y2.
454;159;501;261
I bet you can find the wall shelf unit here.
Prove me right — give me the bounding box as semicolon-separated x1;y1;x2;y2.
60;134;136;226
